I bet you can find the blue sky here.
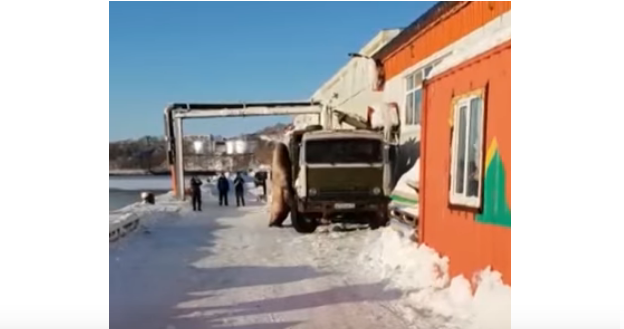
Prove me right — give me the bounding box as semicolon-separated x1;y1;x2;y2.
110;1;435;141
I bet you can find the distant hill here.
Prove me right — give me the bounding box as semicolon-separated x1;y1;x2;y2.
109;123;291;175
252;123;293;136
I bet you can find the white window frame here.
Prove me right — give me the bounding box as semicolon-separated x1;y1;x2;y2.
404;64;434;126
404;71;421;126
449;90;485;208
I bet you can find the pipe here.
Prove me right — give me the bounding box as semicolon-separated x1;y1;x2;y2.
418;78;429;242
173;106;322;119
162;101;324;199
174;117;185;200
170;101;319;110
163;104;178;196
163;104;176;162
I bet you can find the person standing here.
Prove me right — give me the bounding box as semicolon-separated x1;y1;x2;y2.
217;173;230;206
233;172;246;207
189;176;203;211
261;172;267;198
255;171;268;199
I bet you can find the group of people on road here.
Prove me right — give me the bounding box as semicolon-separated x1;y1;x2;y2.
190;171;265;211
216;172;246;207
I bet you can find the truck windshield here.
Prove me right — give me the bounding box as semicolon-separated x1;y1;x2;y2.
305;139;382;164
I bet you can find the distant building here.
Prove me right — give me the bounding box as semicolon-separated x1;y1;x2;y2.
294;29;401;130
214;140;226;155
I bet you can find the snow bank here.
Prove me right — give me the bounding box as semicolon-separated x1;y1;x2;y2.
359;225;510;329
109;181;266;243
470;269;512;329
109;212;141;242
109;191;184;242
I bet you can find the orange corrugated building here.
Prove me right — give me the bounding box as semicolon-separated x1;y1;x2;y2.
373;1;511;285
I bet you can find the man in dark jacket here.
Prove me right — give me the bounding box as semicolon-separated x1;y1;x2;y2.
233;172;246;207
190;176;203;211
254;171;267;199
217;173;230;206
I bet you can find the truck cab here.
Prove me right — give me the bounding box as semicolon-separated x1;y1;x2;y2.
288;129;390;233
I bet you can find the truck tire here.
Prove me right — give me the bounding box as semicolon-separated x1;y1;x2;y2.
369;211;389;230
291;211;318;234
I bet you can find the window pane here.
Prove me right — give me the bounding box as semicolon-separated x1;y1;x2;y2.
454;105;467;195
406;74;414;90
424;65;433;78
413;89;422;125
306;139;383;164
467;97;482;197
405;92;414;125
413;71;423;87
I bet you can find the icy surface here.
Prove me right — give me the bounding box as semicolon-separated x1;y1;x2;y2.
110;188;407;329
110;186;509;329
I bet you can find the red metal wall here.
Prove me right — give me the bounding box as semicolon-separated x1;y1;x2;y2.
383;1;512;81
420;41;511;285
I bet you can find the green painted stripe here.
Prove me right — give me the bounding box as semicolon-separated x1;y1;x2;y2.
390;194;419;205
476;150;511;228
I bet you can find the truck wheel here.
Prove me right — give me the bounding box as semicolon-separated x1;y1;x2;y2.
291;211;318;234
369;212;389;230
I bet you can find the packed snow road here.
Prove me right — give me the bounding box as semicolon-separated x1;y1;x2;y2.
110;191;409;329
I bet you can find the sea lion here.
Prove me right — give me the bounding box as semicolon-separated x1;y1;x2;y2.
269;187;290;227
269;142;293;227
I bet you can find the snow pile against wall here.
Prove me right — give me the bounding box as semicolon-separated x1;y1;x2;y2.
359;226;510;329
469;270;511;329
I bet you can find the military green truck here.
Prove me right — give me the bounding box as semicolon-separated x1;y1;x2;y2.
285;126;391;233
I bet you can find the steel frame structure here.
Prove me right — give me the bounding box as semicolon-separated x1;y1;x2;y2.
163;101;326;200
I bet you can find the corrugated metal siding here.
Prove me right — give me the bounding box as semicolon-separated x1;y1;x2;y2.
382;1;511;81
420;41;511;285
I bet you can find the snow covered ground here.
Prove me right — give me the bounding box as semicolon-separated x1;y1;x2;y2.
359;226;511;329
110;184;510;329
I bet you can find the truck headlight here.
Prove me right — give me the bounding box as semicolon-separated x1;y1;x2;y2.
308;188;318;196
372;187;381;195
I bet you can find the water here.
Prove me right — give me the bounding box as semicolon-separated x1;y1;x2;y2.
109;189;145;211
109;176;172;211
108;174;256;211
